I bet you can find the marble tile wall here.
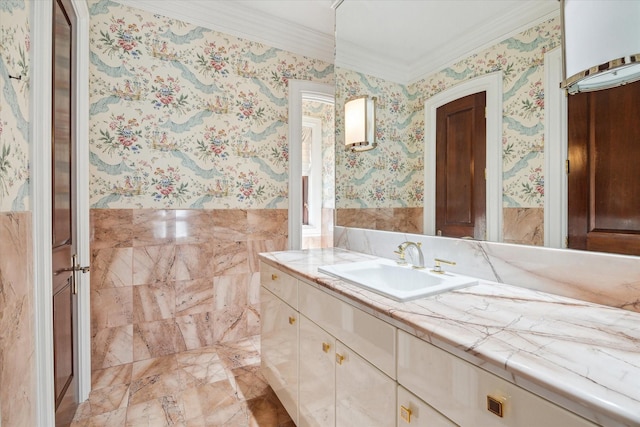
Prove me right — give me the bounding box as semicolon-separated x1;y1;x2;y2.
336;208;423;234
503;207;544;246
335;226;640;313
0;212;36;426
90;208;287;372
337;207;543;246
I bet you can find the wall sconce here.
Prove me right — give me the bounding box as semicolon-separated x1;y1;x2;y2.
561;0;640;94
344;95;376;152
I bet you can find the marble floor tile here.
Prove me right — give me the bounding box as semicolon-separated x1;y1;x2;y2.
73;336;291;426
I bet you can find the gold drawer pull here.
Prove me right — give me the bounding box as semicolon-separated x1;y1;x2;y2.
400;405;412;423
288;316;296;325
271;273;278;280
336;353;345;365
487;395;505;418
322;342;331;353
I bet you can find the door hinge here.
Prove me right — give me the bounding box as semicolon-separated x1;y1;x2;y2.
564;236;569;248
485;106;487;118
565;159;570;174
484;168;487;180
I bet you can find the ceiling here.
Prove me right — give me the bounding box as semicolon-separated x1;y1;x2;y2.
116;0;560;83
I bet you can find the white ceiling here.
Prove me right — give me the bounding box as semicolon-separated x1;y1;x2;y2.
116;0;560;83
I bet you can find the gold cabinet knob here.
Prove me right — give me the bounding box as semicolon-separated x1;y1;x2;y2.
335;353;345;365
487;395;505;418
271;273;278;280
322;342;331;353
288;316;296;325
400;405;412;423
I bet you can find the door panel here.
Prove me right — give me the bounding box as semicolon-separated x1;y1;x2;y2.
568;79;640;255
53;0;78;424
436;92;486;239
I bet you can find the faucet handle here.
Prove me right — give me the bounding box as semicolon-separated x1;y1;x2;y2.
394;249;408;265
431;258;456;274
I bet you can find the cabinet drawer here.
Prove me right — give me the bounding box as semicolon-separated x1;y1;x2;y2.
260;262;298;309
397;386;458;427
299;281;396;379
397;331;596;427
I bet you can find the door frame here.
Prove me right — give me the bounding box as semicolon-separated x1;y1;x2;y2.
424;71;503;242
32;0;91;424
543;47;568;249
288;80;334;250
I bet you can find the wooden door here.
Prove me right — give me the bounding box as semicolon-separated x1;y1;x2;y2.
568;80;640;255
435;92;486;239
53;0;78;424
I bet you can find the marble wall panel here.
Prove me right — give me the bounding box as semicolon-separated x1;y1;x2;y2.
90;208;287;371
336;207;424;234
0;212;36;426
503;207;544;246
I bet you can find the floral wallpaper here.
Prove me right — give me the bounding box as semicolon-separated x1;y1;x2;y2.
88;0;333;209
0;0;30;213
335;70;424;209
336;17;561;210
302;100;334;208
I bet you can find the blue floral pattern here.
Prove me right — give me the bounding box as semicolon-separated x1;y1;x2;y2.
336;17;561;210
88;0;333;209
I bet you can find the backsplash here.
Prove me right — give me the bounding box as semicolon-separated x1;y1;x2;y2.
335;226;640;313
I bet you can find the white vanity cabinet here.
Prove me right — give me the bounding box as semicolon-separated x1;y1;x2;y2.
298;315;335;427
260;264;299;425
261;261;600;427
334;339;396;427
298;279;396;427
397;331;597;427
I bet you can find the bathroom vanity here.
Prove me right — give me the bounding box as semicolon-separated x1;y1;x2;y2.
259;248;640;427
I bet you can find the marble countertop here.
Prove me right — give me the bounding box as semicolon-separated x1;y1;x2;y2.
259;248;640;427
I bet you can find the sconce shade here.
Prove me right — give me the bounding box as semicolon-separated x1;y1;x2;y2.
345;95;376;151
561;0;640;94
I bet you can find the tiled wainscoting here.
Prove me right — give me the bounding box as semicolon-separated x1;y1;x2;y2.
0;212;36;426
335;207;544;246
90;209;288;372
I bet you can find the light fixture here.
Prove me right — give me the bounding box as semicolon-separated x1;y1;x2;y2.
344;95;376;152
561;0;640;94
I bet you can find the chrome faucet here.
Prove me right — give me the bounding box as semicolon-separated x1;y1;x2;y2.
396;241;425;269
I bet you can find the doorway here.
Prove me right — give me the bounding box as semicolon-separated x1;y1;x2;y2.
424;72;503;242
32;1;91;424
288;81;334;250
435;92;487;239
301;115;323;248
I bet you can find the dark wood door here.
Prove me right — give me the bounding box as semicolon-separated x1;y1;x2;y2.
435;92;486;239
568;79;640;255
53;0;78;424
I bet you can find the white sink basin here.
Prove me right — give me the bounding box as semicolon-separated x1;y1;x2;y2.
318;258;477;302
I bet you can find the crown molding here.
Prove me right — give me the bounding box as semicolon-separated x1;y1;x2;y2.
114;0;335;63
337;1;560;85
408;4;560;83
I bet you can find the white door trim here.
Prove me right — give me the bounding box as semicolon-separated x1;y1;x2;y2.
543;47;568;248
72;0;91;403
424;72;503;242
33;1;91;424
288;80;334;250
32;2;55;424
